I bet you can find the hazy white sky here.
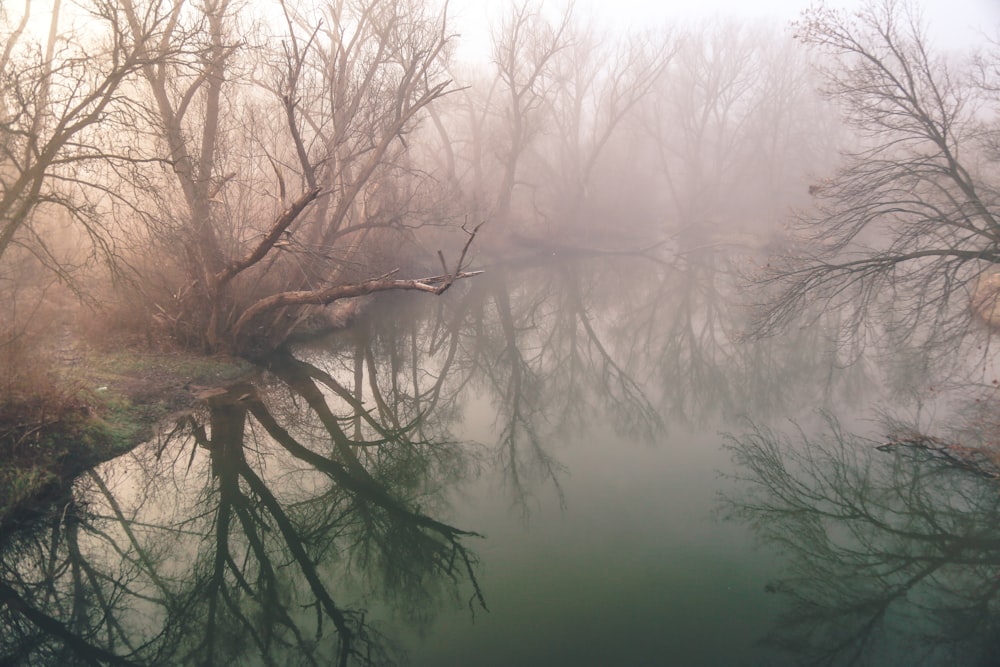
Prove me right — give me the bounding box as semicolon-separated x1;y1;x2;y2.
447;0;1000;61
10;0;999;57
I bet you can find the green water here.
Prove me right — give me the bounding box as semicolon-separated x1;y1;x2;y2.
2;258;995;666
404;425;785;667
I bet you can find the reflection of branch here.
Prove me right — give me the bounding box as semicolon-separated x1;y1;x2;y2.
0;580;140;666
245;383;487;613
278;352;412;445
877;433;1000;481
60;511;147;657
235;457;356;666
87;470;174;601
562;265;663;437
724;416;1000;664
192;393;360;666
490;273;565;512
246;393;480;542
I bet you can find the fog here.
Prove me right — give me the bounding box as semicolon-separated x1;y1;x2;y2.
5;0;1000;664
2;0;997;357
449;0;999;59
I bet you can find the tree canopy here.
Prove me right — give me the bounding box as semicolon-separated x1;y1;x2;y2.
750;0;1000;362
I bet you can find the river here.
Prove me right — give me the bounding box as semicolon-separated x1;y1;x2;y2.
2;253;997;666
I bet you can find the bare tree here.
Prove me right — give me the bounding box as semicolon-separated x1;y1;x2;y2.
533;16;675;242
423;2;674;256
639;20;832;255
749;0;1000;360
0;0;176;414
0;0;158;267
111;0;480;355
490;0;573;228
417;9;557;255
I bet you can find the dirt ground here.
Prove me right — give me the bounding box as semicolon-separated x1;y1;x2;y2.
0;344;254;532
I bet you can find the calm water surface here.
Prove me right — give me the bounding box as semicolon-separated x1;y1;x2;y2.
3;256;996;666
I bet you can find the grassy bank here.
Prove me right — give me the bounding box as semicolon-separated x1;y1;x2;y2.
0;348;253;530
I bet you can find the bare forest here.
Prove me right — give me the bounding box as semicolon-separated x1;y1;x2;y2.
5;0;1000;663
0;0;847;364
2;0;999;468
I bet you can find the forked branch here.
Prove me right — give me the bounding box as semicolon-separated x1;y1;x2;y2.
229;222;485;342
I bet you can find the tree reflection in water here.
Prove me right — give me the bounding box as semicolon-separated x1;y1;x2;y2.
0;358;486;666
0;257;875;665
724;412;1000;667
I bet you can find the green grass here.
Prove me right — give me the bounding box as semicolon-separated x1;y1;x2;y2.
0;395;101;528
0;348;255;529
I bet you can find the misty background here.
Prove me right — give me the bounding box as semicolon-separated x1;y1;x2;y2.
5;0;1000;665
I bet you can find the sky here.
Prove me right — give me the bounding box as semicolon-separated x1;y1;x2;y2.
447;0;1000;62
7;0;999;59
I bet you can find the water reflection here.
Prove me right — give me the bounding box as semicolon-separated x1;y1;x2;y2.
724;411;1000;666
0;364;486;666
1;255;878;665
325;260;673;512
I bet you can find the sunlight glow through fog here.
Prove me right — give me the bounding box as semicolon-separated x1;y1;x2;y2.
447;0;1000;63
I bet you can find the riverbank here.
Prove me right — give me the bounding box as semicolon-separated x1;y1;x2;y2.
0;344;253;531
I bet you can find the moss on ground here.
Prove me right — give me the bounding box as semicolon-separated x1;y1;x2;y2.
0;348;254;530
